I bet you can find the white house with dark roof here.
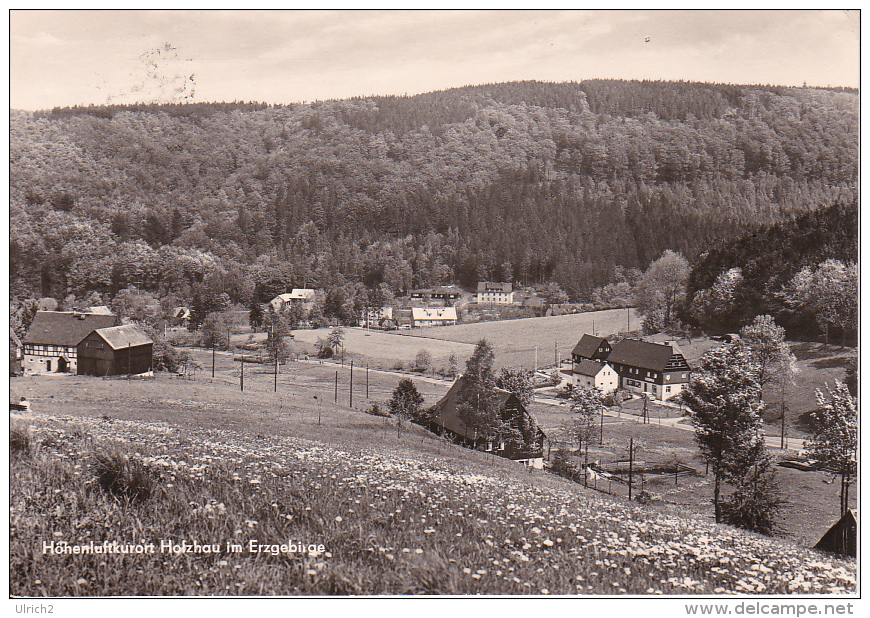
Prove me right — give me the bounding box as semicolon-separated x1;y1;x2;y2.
569;334;691;401
572;359;619;394
476;282;514;305
605;338;691;401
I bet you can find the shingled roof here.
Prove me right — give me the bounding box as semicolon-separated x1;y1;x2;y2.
573;359;609;377
23;312;118;347
607;339;677;372
92;325;153;350
571;334;607;358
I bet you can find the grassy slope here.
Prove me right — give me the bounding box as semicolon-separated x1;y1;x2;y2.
10;367;856;596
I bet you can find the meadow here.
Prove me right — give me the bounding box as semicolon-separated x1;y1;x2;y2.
10;407;856;596
10;359;856;596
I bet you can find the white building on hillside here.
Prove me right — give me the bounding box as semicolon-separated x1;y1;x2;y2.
411;307;457;328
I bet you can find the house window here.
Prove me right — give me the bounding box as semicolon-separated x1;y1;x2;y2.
666;386;671;393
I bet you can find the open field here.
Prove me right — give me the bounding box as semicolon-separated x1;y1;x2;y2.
393;308;640;369
11;392;856;596
289;328;477;373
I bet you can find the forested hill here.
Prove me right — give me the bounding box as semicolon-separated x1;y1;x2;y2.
10;80;858;304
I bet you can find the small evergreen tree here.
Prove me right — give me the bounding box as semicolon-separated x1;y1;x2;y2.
683;342;765;523
249;300;264;331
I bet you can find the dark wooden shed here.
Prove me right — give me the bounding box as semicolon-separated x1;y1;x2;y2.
814;510;857;558
77;325;153;376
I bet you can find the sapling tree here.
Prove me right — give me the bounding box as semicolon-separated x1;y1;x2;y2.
388;378;425;438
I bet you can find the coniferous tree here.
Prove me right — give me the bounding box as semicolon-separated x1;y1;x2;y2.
683;342;765;523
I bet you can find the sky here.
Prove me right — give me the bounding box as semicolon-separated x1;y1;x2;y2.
8;9;861;111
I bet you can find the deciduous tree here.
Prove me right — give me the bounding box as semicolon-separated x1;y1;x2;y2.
807;381;857;517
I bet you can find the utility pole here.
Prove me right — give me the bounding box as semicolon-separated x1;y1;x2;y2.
240;357;244;392
127;342;131;379
212;342;215;378
366;365;369;399
349;360;354;408
274;348;278;393
534;345;538;375
554;339;558;367
628;438;634;501
334;371;338;403
600;408;604;445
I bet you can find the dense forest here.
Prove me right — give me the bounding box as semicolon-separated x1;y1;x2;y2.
682;200;858;340
9;80;858;310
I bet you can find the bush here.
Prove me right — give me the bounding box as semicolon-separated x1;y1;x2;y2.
10;425;31;455
92;450;156;505
414;349;432;373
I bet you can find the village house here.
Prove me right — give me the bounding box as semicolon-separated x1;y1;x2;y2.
569;334;691;401
171;306;191;327
22;311;119;375
409;285;462;303
572;359;619;393
604;338;691;401
571;334;612;365
410;306;457;328
359;306;394;328
269;288;316;313
476;281;514;305
427;374;547;468
77;324;154;376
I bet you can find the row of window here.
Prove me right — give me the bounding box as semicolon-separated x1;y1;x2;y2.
26;345;76;356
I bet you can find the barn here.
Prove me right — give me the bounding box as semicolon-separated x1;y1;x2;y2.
427;374;546;468
77;325;154;376
813;510;857;558
22;311;119;375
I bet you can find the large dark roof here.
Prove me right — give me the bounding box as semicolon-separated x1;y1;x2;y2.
23;312;118;347
607;339;676;372
432;375;541;439
572;334;607;358
477;281;513;293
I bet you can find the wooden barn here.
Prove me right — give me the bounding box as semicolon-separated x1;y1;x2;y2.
77;324;153;376
427;375;546;468
22;311;119;375
813;510;857;558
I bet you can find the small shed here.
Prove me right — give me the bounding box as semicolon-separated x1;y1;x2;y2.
813;510;857;558
77;325;153;376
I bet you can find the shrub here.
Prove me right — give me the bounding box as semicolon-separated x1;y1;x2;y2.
10;425;31;455
414;349;432;373
92;450;156;505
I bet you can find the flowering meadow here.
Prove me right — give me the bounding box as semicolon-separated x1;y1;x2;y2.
10;412;856;596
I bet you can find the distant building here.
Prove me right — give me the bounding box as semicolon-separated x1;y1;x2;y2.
359;306;394;328
411;307;457;328
572;359;618;393
77;325;154;376
410;286;462;303
22;311;119;375
269;289;316;313
88;305;114;315
171;307;191;327
427;374;546;468
476;282;514;305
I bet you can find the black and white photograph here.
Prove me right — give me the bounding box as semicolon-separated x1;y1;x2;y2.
7;8;859;610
